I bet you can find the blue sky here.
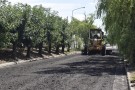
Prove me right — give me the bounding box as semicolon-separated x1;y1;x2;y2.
8;0;102;28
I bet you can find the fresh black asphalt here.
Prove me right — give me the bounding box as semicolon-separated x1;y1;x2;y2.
0;54;128;90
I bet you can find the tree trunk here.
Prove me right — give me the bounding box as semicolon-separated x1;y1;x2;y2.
47;31;51;54
67;43;70;52
12;41;17;59
26;45;31;58
55;44;60;54
38;42;43;56
62;44;65;53
48;42;51;53
132;50;135;64
61;36;65;53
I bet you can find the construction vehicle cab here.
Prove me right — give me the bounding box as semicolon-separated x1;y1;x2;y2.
82;29;106;55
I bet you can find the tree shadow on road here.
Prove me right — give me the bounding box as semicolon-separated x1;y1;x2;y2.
33;55;126;76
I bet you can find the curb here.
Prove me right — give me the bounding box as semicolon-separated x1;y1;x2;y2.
0;62;16;68
124;60;131;90
113;58;130;90
124;60;135;90
0;51;81;69
127;71;134;90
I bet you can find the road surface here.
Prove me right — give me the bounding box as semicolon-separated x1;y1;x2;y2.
0;54;128;90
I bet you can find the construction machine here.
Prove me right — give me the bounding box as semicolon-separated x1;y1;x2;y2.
82;29;106;55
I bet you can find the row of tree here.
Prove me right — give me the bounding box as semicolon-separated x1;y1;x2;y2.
0;0;96;59
97;0;135;63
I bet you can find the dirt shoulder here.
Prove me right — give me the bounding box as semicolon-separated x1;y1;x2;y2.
0;50;80;65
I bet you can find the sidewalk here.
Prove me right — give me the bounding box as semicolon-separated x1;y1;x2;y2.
0;51;80;69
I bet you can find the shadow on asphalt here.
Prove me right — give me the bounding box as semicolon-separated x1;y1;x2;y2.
33;55;126;76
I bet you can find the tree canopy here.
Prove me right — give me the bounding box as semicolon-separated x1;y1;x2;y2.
97;0;135;63
0;0;97;58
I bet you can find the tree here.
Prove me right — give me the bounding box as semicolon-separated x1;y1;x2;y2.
52;16;63;54
26;5;47;56
44;10;58;53
97;0;135;63
0;1;13;48
61;18;68;53
0;0;98;60
69;14;96;49
0;2;26;58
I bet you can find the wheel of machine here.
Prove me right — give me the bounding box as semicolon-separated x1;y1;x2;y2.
84;50;87;55
88;50;92;55
88;51;90;55
101;46;106;56
81;50;87;55
81;50;84;55
84;45;88;55
81;45;88;55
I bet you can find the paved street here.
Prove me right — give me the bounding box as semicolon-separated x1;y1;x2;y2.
0;54;128;90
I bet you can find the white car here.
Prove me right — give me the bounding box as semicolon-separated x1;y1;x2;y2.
106;44;113;55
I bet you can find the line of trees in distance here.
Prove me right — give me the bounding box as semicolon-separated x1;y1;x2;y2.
0;0;97;59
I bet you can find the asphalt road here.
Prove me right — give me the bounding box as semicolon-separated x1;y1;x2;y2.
0;54;128;90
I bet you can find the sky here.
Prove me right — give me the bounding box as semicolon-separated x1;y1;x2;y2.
8;0;103;28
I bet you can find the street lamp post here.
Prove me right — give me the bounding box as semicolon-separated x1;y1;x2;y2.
71;7;85;49
72;7;85;18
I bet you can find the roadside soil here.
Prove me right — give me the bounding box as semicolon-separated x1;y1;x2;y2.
0;49;73;64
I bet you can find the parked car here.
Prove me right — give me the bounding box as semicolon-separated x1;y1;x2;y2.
106;43;113;55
